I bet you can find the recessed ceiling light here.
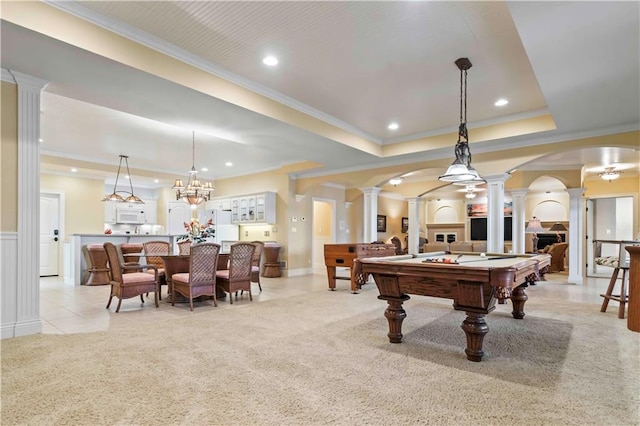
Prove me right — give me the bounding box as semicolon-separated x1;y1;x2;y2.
263;56;278;66
225;162;233;167
125;175;130;180
494;99;509;107
154;179;159;183
38;138;43;143
201;167;208;172
70;168;77;172
388;122;399;130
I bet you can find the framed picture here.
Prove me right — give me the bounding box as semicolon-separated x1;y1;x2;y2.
401;217;408;233
377;215;387;232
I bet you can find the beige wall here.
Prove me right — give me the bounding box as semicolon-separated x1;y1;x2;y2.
1;81;18;232
377;195;408;242
41;174;105;241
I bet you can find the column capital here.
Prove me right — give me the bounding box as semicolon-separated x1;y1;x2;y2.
509;188;529;197
358;186;382;196
566;187;586;198
9;70;48;91
484;173;511;184
404;197;423;204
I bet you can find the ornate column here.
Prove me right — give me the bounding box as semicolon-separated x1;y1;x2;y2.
510;189;528;254
11;70;48;337
567;188;586;284
359;187;381;243
406;197;422;255
484;174;511;253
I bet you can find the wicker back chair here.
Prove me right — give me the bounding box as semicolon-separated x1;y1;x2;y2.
250;241;265;292
103;242;159;313
216;243;255;304
171;243;221;311
142;241;170;300
177;239;191;255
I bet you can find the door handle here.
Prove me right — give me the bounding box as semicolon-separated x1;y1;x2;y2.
54;237;59;242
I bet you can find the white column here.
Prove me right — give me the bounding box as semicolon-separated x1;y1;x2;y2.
13;71;48;337
359;187;381;243
484;174;510;253
406;197;422;255
567;188;586;284
510;189;528;254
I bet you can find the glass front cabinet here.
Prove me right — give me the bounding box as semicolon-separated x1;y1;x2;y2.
230;192;276;224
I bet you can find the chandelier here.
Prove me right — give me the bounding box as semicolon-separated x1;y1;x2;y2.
172;131;214;207
599;167;620;182
439;58;485;185
102;155;144;204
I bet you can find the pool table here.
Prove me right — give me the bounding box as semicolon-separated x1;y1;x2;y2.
355;251;551;362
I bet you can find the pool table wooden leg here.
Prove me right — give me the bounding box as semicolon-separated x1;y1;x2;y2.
461;312;489;362
383;299;408;343
510;285;528;319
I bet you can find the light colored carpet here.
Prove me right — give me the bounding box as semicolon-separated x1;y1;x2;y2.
2;282;639;425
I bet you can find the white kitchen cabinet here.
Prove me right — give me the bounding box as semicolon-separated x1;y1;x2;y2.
144;200;158;224
206;197;231;211
230;192;276;224
104;201;117;224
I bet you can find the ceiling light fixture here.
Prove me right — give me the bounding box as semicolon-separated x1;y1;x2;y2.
263;56;278;66
599;167;620;182
439;58;485;186
389;177;403;186
172;131;214;207
465;190;476;199
388;122;399;130
102;155;144;204
494;99;509;107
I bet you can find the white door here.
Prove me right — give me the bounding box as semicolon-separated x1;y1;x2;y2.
40;193;60;276
168;201;193;235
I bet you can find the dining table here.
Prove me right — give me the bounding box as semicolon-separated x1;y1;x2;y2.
159;253;229;302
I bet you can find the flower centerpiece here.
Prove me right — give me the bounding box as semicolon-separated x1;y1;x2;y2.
177;218;214;244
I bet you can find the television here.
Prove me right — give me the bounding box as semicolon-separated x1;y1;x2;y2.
470;217;512;241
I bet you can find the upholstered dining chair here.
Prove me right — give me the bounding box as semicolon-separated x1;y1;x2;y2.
216;242;255;304
250;241;265;292
171;243;221;311
177;239;191;255
103;242;159;313
142;241;170;300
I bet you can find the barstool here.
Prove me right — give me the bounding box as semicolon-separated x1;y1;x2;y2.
262;242;282;278
85;244;111;286
600;241;633;319
600;265;629;319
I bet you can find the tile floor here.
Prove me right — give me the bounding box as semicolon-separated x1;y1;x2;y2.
39;269;620;335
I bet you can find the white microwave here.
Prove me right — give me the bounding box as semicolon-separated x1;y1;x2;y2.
116;208;146;224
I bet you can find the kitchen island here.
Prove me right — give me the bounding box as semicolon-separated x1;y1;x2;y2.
69;234;183;286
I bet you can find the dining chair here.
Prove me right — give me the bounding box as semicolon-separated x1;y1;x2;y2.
171;242;221;311
103;242;159;313
250;241;265;292
216;242;255;304
142;240;171;300
177;239;191;255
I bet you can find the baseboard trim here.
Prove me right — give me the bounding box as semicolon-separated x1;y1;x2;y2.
286;268;313;277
